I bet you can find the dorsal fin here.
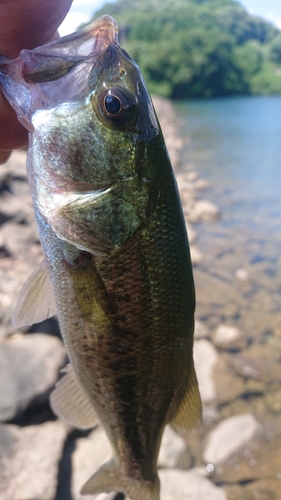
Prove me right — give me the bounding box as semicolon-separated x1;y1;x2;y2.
12;260;56;328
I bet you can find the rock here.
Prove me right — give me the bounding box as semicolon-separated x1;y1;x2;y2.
158;425;192;469
0;334;66;421
159;467;227;500
190;245;203;265
0;420;67;500
230;343;281;383
71;425;112;500
193;339;219;405
188;200;220;223
194;319;209;339
213;437;281;485
203;414;261;466
213;356;245;405
213;324;247;350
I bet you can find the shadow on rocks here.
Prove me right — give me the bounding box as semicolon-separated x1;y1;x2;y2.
55;427;125;500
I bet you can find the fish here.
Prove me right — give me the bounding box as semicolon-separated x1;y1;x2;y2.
0;15;201;500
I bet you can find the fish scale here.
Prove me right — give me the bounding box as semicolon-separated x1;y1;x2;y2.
0;15;202;500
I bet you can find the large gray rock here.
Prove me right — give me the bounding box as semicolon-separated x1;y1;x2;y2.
203;414;261;466
0;421;67;500
0;334;66;421
159;467;227;500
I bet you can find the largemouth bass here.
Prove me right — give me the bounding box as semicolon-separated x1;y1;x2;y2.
0;15;201;500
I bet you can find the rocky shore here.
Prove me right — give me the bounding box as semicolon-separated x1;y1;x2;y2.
0;97;280;500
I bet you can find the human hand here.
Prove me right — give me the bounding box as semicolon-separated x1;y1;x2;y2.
0;0;73;164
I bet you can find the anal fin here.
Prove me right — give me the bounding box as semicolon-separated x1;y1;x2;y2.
50;364;98;429
169;365;202;433
12;260;56;328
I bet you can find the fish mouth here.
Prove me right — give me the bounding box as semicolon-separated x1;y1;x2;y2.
20;15;119;84
0;16;121;131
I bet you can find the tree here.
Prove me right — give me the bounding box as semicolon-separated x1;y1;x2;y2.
95;0;281;97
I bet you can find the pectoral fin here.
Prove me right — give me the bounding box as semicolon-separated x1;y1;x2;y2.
81;458;160;500
169;365;202;433
12;260;56;328
50;364;98;429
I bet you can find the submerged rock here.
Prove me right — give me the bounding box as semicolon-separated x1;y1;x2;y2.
203;414;261;466
213;356;245;405
213;324;247;350
159;467;227;500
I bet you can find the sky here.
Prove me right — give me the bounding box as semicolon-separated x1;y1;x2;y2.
58;0;281;36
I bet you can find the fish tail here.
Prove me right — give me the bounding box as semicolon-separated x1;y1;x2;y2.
80;458;160;500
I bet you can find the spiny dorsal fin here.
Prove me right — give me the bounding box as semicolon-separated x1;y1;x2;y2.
12;260;56;328
81;458;160;500
50;364;99;430
169;365;202;433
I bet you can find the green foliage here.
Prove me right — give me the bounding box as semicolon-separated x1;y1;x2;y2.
269;33;281;64
94;0;281;97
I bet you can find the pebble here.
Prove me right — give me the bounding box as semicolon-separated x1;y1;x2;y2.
0;333;66;421
203;414;261;466
193;339;219;404
0;420;67;500
213;324;247;350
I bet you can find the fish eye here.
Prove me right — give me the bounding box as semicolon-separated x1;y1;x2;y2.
93;87;138;129
104;93;121;115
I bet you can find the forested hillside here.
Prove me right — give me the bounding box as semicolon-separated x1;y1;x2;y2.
95;0;281;98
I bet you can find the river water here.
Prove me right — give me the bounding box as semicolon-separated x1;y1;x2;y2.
175;96;281;340
173;96;281;497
